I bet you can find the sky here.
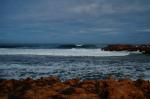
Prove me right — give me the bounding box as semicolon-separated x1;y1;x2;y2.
0;0;150;44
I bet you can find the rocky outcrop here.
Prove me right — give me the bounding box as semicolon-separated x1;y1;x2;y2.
0;76;150;99
102;44;150;54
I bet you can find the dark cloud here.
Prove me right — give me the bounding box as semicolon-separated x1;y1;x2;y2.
0;0;150;44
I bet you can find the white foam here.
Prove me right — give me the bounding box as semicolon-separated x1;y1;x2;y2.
0;48;130;56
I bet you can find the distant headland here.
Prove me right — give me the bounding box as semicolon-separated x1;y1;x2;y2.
103;44;150;54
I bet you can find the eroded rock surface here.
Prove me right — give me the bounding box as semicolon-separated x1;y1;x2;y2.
0;76;150;99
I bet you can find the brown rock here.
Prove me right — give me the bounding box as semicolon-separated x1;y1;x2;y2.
79;80;97;93
102;44;135;51
64;78;80;86
134;79;150;98
97;79;146;99
67;93;99;99
23;88;57;99
0;76;150;99
102;44;150;54
51;82;70;91
74;88;86;94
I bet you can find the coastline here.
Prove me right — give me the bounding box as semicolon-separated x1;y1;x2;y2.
0;44;150;99
0;76;150;99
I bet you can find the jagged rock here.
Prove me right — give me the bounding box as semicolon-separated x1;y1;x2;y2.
0;76;150;99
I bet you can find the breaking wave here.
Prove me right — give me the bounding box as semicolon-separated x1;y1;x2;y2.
0;48;130;56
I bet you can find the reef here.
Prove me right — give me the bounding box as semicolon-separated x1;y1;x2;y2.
0;76;150;99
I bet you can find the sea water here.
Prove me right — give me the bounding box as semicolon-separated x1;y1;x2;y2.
0;44;150;81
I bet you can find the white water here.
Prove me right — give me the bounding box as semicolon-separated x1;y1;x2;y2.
0;48;130;56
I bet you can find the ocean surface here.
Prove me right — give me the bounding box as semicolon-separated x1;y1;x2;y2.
0;44;150;81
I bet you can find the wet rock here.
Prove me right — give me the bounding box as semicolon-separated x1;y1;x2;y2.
143;49;150;54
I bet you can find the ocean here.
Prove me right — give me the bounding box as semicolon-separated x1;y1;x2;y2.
0;44;150;81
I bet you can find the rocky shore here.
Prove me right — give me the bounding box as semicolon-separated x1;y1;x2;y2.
0;76;150;99
102;44;150;54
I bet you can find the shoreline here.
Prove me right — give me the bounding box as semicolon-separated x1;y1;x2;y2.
0;76;150;99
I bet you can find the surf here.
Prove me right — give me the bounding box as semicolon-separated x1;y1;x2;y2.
0;48;130;56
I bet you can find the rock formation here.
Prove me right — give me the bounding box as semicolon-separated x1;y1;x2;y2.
0;76;150;99
102;44;150;54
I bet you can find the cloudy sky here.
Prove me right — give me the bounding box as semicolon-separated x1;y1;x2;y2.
0;0;150;44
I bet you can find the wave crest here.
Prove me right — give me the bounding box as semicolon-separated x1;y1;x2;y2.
0;48;130;56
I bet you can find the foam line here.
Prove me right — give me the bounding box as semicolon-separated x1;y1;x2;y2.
0;48;130;56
